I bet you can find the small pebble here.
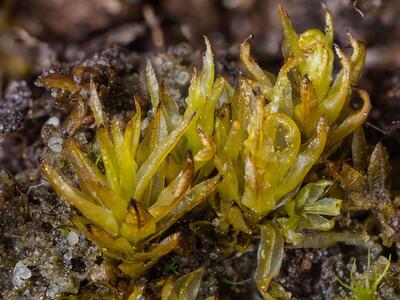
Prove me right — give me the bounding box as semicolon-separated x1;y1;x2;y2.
46;116;60;127
13;261;32;287
301;258;312;270
211;217;220;227
175;71;190;85
209;252;218;260
48;137;63;153
66;231;79;245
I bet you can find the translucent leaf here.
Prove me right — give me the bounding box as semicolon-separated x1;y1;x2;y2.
304;197;342;216
146;59;160;110
65;139;108;188
214;116;229;154
228;206;251;234
294;231;369;248
322;3;334;46
149;153;194;221
278;4;301;60
198;76;225;135
168;268;205;300
295;179;332;209
367;142;391;195
242;102;302;216
136;107;162;167
298;29;334;102
72;216;131;259
161;277;175;300
285;180;342;232
255;223;284;298
97;127;121;196
68;161;128;223
120;200;156;243
151;175;223;240
131;99;142;159
267;282;292;300
240;40;273;99
38;73;79;92
119;234;181;278
222;121;241;160
327;89;371;148
351;127;367;172
41;163;119;236
120;118;137;199
129;233;181;261
233;76;252;142
348;32;366;85
89;81;108;127
184;38;215;153
269;57;302;116
319;45;350;123
302;213;335;231
65;97;88;135
274;117;328;200
200;37;214;97
160;83;182;131
109;118;137;200
128;284;146;300
134;112;196;201
294;75;319;138
193;129;216;171
214;154;240;203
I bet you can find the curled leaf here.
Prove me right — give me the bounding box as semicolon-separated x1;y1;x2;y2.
274;117;328;201
240;39;274;99
327;89;371;148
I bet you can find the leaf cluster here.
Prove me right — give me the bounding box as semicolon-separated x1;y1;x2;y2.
40;4;383;299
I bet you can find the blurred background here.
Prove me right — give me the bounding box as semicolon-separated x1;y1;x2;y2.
1;0;399;67
0;0;400;172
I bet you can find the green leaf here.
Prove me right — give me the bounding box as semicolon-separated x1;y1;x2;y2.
146;59;160;110
255;223;284;298
168;268;205;300
134;112;196;201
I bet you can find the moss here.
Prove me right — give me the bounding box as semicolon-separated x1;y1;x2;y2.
35;4;400;299
338;250;391;300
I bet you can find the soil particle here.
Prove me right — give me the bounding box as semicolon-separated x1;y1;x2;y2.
0;81;32;134
0;170;113;299
277;248;343;300
146;43;194;110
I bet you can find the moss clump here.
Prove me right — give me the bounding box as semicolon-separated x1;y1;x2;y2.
39;4;397;299
338;250;391;300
